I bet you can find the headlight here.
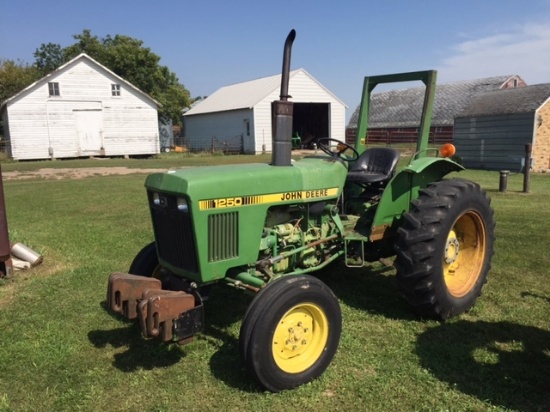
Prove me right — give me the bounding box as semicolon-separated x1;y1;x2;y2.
177;197;189;212
152;192;161;205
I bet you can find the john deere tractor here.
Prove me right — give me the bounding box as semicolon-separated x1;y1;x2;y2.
106;30;495;392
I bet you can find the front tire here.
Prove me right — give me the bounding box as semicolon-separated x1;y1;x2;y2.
239;275;341;392
395;179;495;320
129;241;159;276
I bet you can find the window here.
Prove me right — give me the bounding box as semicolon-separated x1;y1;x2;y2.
111;83;121;96
48;82;60;96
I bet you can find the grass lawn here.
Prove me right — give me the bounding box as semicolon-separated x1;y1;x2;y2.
0;154;549;411
0;152;275;172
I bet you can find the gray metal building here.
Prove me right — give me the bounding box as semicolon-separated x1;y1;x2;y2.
346;75;524;145
454;84;550;172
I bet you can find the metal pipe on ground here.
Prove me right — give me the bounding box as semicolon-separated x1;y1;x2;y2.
11;243;43;267
499;170;510;193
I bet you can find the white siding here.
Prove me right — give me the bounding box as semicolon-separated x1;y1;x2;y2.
253;70;346;153
3;55;159;160
1;109;12;157
184;69;346;154
252;99;274;153
184;109;254;152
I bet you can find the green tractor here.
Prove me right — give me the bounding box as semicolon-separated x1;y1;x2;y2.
107;30;495;392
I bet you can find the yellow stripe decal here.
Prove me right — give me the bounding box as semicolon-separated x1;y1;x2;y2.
199;187;338;210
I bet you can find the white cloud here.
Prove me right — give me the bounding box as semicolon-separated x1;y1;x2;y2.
438;22;550;85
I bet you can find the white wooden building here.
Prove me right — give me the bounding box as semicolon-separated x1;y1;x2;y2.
183;69;347;153
1;53;160;160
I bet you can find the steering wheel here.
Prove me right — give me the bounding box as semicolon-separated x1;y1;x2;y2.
317;138;359;162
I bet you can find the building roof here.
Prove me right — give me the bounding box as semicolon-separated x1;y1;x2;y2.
347;75;520;129
456;83;550;118
184;68;345;116
1;53;160;110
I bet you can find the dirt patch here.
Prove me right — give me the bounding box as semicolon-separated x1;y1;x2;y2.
2;167;168;181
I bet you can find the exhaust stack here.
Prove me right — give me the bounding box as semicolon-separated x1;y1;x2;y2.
271;29;296;166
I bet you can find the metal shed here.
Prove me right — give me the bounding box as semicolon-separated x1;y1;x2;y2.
1;53;160;160
182;68;347;153
454;84;550;172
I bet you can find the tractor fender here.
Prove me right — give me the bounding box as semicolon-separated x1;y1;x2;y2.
369;157;464;241
401;156;464;175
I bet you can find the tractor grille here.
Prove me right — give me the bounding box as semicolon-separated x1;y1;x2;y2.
208;212;239;262
148;191;199;274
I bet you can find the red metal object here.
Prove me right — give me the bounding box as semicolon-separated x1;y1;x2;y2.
107;272;161;319
0;164;13;278
137;289;195;341
107;272;203;343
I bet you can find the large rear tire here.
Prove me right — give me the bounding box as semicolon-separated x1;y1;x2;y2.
395;179;495;320
239;275;341;392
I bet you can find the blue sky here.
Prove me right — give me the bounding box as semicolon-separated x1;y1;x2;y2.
2;0;550;122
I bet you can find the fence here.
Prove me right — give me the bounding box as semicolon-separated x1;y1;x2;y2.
0;139;9;158
0;134;245;159
346;126;454;147
173;134;244;155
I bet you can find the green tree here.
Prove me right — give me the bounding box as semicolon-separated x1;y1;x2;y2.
31;29;191;124
64;29;105;60
34;42;66;75
0;59;41;104
0;59;41;138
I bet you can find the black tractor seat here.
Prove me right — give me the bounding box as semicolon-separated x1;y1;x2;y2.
346;147;400;187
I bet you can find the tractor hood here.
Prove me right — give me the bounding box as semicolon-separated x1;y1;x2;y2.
145;156;348;208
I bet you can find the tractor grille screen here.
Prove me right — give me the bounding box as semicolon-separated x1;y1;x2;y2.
208;212;239;262
148;191;199;274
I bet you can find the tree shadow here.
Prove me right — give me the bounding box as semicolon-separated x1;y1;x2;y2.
416;320;550;411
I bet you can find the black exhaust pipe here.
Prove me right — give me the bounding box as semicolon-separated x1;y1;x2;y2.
272;29;296;166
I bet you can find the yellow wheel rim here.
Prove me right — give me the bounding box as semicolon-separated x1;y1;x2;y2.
443;211;486;297
272;303;329;374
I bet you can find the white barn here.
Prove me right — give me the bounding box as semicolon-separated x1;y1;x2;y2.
183;68;347;153
1;53;160;160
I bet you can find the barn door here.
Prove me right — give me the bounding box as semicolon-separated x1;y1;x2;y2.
75;109;103;154
243;119;251;153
